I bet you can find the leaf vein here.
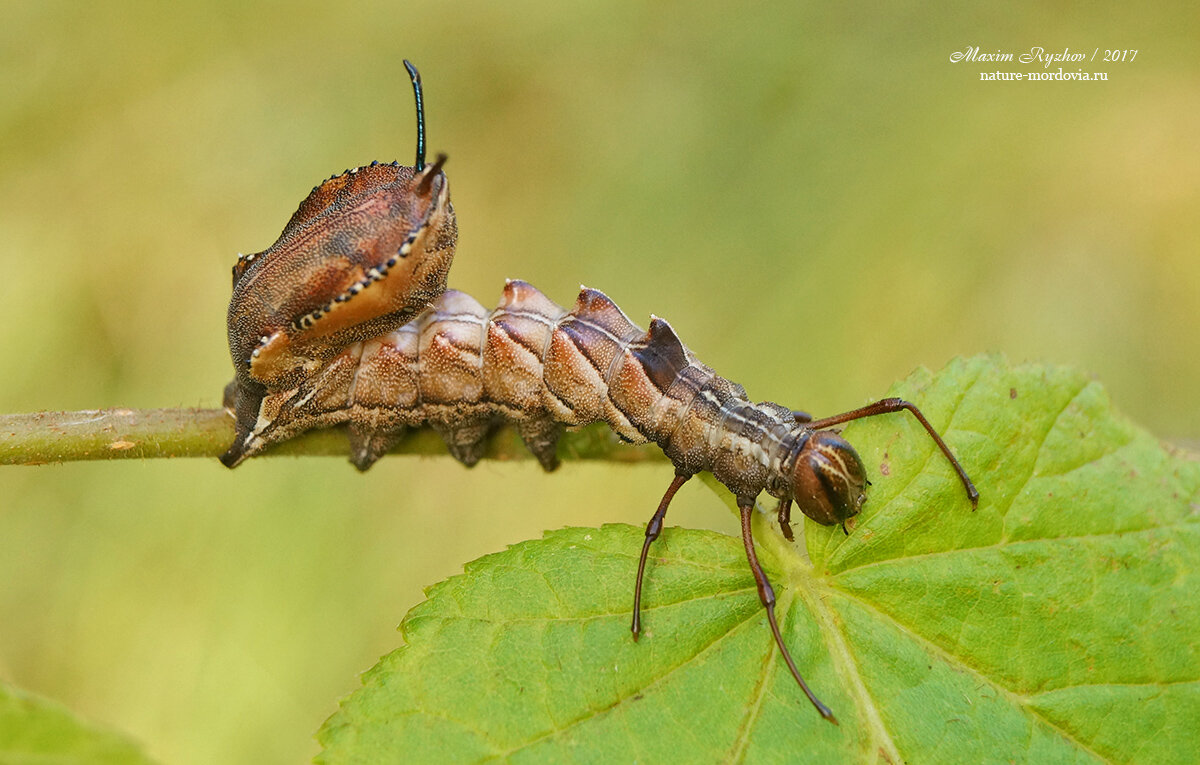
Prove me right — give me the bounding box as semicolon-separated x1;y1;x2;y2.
829;518;1198;576
800;587;902;762
420;586;759;627
480;602;766;760
1031;678;1200;693
829;587;1114;764
726;613;776;764
998;378;1092;542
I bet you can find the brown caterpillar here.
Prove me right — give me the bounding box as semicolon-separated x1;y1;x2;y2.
222;61;456;466
222;280;979;721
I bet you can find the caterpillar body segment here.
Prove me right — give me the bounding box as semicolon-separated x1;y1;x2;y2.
224;281;850;515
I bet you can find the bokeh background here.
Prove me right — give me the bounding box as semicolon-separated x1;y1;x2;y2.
1;2;1197;762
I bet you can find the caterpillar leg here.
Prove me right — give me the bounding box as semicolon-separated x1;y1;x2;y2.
630;472;691;641
433;417;494;467
516;418;563;472
776;498;794;541
348;423;407;471
738;497;836;723
802;397;979;507
219;380;267;468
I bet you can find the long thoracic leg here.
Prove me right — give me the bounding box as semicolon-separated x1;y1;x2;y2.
802;397;979;507
631;472;691;641
738;497;836;723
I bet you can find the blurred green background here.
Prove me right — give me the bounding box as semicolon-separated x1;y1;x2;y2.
1;2;1197;762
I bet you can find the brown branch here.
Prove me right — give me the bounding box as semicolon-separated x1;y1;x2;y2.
0;408;666;467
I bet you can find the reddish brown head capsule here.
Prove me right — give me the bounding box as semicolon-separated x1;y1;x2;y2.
222;61;455;467
788;430;868;526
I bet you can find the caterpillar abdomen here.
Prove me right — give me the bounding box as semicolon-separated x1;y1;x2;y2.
226;281;795;498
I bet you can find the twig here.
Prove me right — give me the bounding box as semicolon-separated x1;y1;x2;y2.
0;408;666;466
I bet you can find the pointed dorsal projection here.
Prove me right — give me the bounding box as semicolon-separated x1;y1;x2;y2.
554;287;641;379
570;287;640;340
632;317;691;393
497;279;562;317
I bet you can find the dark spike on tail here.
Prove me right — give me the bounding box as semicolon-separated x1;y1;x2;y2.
403;60;426;171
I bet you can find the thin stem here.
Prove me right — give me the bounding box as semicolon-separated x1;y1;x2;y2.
0;408;667;466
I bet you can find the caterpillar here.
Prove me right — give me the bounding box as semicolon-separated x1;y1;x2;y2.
221;279;979;722
222;61;456;465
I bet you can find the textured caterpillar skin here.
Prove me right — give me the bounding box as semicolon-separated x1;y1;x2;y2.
223;280;867;523
222;160;456;467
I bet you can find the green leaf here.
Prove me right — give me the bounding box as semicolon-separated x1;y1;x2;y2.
0;681;159;764
317;355;1200;764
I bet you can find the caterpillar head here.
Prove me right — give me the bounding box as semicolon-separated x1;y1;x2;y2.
222;61;455;467
788;430;868;527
